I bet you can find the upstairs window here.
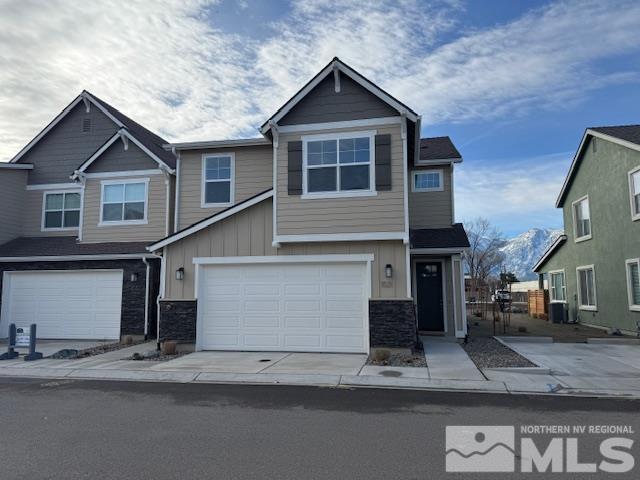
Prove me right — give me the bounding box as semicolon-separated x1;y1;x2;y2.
303;132;373;196
412;170;443;192
629;167;640;221
549;270;566;303
202;154;234;206
577;265;597;310
43;191;80;230
572;195;591;241
101;180;148;224
626;259;640;311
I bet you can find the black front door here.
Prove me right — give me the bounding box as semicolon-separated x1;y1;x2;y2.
416;262;444;331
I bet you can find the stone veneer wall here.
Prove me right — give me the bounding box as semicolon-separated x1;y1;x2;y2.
369;299;417;349
0;258;159;337
159;300;197;343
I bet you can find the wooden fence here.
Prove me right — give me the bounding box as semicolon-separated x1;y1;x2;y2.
528;289;549;320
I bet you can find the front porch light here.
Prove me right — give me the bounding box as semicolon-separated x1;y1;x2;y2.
176;267;185;281
385;264;393;278
129;272;139;282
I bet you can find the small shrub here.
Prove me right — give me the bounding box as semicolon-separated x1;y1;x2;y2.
373;349;390;363
518;326;527;333
122;335;134;345
162;340;177;355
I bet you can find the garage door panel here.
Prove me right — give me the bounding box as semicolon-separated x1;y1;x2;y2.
199;261;368;353
2;271;122;340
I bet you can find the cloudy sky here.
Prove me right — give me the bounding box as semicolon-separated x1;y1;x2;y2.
1;0;639;237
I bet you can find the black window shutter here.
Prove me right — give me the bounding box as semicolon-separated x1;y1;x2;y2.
288;141;303;195
375;134;392;191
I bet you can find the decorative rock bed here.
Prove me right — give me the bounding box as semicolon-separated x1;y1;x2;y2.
462;337;536;369
366;349;427;368
125;350;189;362
48;341;146;359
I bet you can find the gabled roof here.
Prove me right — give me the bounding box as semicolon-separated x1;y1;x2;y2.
10;90;175;169
148;189;274;252
260;57;418;135
418;137;462;163
532;234;567;272
556;124;640;207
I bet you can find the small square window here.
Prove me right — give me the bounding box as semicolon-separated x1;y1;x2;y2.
101;181;147;223
43;191;80;230
412;170;443;192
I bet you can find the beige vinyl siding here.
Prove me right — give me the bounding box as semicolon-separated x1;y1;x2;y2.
279;74;398;125
409;164;453;228
164;198;407;300
22;188;81;237
177;145;272;229
85;140;158;173
276;124;405;235
0;170;28;243
81;174;168;242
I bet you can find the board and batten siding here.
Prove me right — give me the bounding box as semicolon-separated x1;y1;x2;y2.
22;188;81;237
408;164;453;228
17;103;118;184
276;124;406;235
164;198;407;300
177;145;272;230
278;74;398;125
0;170;28;244
81;174;168;242
85;140;158;173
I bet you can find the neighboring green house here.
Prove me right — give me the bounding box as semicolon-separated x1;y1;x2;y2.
534;125;640;335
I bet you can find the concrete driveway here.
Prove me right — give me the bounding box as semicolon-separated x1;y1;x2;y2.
152;351;368;375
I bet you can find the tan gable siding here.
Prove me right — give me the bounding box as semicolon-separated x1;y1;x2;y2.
408;164;453;228
177;145;272;230
0;170;28;244
18;103;118;184
85;140;158;173
81;174;168;242
276;124;405;235
279;75;398;125
22;188;81;237
164;198;407;300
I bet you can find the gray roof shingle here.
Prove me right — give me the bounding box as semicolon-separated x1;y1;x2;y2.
0;237;151;258
410;224;469;249
419;137;461;162
590;125;640;146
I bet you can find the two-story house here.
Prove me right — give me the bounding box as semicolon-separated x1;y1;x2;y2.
0;91;176;341
534;125;640;335
148;58;468;353
0;58;468;353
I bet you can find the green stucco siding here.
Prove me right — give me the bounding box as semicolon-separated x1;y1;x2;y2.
541;137;640;333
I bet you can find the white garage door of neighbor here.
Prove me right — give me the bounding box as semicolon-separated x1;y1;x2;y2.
1;270;123;340
198;262;369;353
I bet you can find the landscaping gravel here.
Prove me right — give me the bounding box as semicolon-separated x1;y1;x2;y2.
462;337;536;369
366;350;427;368
48;341;145;359
125;350;189;362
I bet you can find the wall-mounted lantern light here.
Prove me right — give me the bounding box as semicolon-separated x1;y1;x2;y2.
130;272;139;282
385;264;393;278
176;267;185;281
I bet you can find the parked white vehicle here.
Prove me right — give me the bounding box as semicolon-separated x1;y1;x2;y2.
491;289;511;303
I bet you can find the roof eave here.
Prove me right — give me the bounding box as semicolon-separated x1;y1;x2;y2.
532;234;567;272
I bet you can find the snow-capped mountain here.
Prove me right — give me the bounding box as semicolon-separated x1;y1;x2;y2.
499;228;563;280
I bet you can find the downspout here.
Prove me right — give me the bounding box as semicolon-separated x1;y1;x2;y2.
173;147;181;233
142;257;150;340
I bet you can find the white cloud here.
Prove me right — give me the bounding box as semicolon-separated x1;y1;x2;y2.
455;151;573;236
1;0;640;162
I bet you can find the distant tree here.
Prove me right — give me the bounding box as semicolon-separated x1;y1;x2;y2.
463;218;506;315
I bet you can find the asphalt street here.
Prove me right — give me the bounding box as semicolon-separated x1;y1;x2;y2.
0;378;638;479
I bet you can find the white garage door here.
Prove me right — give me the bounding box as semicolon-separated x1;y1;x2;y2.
198;261;369;353
1;270;123;340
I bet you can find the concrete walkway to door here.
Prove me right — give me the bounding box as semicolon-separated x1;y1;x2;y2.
420;336;485;381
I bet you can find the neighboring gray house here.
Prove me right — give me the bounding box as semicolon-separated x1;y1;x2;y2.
0;91;176;341
0;58;469;353
534;125;640;335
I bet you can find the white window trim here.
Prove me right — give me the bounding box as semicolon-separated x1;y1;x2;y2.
41;189;81;232
628;166;640;222
625;258;640;312
301;130;376;199
411;169;444;192
98;178;149;227
572;195;592;243
576;264;597;311
201;153;235;208
548;269;567;303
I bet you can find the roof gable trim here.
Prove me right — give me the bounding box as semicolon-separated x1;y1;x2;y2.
532;234;567;272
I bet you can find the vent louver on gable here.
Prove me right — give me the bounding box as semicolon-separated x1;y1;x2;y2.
81;117;92;133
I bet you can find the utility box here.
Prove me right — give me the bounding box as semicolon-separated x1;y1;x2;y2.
549;302;567;324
